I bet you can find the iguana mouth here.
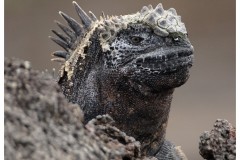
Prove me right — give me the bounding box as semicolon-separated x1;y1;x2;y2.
134;46;194;73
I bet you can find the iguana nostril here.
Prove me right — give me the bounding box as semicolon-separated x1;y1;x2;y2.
144;56;152;62
136;58;143;63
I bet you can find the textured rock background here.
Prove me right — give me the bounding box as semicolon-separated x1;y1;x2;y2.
4;58;156;160
199;119;236;160
5;1;235;159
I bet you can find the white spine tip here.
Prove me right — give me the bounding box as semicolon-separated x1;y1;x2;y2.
58;11;64;17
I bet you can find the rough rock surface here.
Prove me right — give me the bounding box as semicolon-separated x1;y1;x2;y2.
4;58;156;160
199;119;236;160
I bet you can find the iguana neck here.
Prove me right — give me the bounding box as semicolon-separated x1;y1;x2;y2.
78;69;174;156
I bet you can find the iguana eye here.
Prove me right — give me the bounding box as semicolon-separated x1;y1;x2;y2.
130;36;144;45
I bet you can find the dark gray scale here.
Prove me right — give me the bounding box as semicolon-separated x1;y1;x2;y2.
49;36;69;51
155;140;182;160
59;11;83;36
51;29;71;45
72;1;93;29
55;21;77;44
50;1;97;60
52;51;69;59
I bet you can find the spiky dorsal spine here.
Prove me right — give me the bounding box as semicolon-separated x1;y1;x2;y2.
50;1;188;79
50;1;96;62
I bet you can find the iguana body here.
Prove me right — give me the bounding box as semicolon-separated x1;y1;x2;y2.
50;2;193;159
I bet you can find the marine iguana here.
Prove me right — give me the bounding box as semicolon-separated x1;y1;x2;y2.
50;2;194;159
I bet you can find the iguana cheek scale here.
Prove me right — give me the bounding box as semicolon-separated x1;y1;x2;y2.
50;1;194;159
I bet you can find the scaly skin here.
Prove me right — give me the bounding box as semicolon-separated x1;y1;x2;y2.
50;2;194;159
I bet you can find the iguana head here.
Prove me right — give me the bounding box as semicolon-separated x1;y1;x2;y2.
50;2;193;94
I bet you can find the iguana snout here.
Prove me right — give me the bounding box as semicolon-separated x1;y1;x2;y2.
134;46;193;74
130;45;194;91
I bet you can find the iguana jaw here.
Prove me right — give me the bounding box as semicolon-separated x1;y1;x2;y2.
133;46;193;74
119;45;193;92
